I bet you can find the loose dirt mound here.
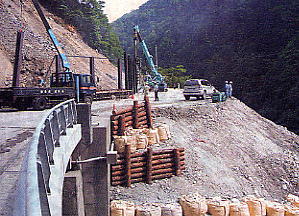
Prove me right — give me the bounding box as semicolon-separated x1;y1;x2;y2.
0;0;117;88
111;98;299;204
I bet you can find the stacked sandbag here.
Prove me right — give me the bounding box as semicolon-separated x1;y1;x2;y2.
284;205;299;216
265;201;285;216
157;124;171;141
229;200;250;216
147;128;160;145
243;196;266;216
125;128;149;150
179;193;208;216
136;134;148;149
161;203;183;216
135;204;162;216
286;194;299;208
113;135;137;153
114;136;128;153
207;198;230;216
111;200;135;216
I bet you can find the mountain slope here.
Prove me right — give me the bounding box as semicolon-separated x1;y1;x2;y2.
0;0;118;89
112;0;299;134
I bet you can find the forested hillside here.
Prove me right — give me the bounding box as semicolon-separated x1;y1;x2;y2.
112;0;299;134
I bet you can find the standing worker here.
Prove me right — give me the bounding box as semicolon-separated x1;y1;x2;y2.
144;84;150;96
154;83;159;101
228;81;233;98
225;81;229;97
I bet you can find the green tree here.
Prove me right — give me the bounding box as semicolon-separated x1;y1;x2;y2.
158;65;191;88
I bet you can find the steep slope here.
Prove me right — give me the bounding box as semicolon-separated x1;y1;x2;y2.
111;94;299;203
0;0;118;89
112;0;299;134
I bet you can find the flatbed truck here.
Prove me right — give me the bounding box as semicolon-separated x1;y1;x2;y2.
0;0;131;110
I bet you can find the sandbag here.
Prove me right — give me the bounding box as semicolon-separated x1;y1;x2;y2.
126;135;137;152
207;199;230;216
229;202;250;216
111;200;135;216
179;193;208;216
266;202;285;216
244;196;266;216
136;134;148;149
157;124;171;141
284;205;299;216
114;135;136;153
135;204;162;216
286;194;299;207
114;136;128;153
161;203;183;216
147;128;160;145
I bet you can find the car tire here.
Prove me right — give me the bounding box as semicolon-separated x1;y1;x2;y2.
84;95;93;104
33;97;47;110
202;91;207;100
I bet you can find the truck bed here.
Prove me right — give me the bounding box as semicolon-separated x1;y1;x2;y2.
94;89;132;100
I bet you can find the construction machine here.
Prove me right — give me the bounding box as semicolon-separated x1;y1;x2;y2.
133;25;167;92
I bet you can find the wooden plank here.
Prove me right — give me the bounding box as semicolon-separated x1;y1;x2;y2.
146;148;153;184
125;144;131;187
133;100;138;129
174;148;181;176
111;112;133;122
144;96;153;128
117;116;125;136
152;148;185;155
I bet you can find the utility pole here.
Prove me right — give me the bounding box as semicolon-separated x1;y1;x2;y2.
155;45;158;69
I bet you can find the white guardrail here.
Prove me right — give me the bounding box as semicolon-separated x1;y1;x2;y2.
13;99;82;216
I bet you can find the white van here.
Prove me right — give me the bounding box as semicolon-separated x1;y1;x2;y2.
183;79;215;100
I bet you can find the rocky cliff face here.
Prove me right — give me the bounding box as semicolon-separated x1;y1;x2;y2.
0;0;118;89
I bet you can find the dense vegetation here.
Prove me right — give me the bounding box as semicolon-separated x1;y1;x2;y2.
40;0;123;60
113;0;299;134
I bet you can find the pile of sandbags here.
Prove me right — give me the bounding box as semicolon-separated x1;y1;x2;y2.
111;201;182;216
111;200;135;216
265;201;285;216
111;194;299;216
113;135;137;153
157;124;171;141
229;200;250;216
243;195;267;216
160;203;183;216
179;193;208;216
113;124;171;154
207;197;230;216
135;204;162;216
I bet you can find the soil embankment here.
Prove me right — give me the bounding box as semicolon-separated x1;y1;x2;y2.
111;96;299;204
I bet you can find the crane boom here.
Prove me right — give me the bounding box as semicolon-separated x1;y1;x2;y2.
31;0;71;71
134;25;165;87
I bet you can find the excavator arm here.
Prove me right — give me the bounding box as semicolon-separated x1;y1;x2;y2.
134;25;165;86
